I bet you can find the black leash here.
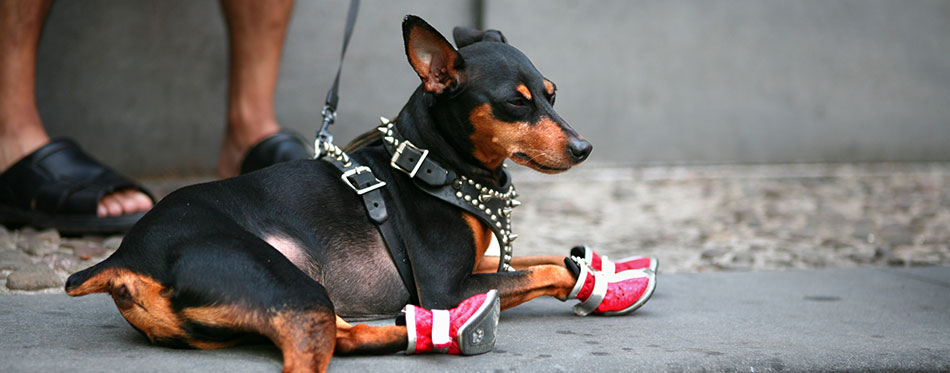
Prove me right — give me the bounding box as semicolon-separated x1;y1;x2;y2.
312;1;421;305
315;0;361;158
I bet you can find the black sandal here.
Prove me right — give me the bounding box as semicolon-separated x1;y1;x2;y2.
239;130;312;175
0;139;155;234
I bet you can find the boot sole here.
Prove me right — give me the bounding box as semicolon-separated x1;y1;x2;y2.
599;272;657;316
457;289;500;355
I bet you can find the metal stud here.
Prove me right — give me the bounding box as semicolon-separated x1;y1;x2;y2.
379;116;390;124
384;136;395;144
453;179;463;190
478;204;485;210
508;233;519;242
509;199;522;208
495;221;502;227
376;126;388;134
491;215;497;221
464;195;471;202
502;207;512;216
456;192;463;198
479;194;492;203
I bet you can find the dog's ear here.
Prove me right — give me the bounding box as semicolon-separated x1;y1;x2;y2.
403;15;465;94
453;26;507;48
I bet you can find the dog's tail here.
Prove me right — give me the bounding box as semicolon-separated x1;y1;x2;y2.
65;260;118;297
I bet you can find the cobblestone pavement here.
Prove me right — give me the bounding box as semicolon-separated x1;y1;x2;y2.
2;163;948;294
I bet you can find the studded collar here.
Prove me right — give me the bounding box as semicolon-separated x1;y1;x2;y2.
377;118;521;272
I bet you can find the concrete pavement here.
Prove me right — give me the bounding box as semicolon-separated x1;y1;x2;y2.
1;267;948;372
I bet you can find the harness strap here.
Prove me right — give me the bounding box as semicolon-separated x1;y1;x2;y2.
379;120;520;272
322;155;420;305
381;125;455;186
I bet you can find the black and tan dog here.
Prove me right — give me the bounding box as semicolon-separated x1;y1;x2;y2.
65;16;656;372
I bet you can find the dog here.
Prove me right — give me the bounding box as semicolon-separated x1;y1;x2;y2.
65;15;656;372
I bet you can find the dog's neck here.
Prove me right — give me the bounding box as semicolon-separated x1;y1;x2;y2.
395;87;503;185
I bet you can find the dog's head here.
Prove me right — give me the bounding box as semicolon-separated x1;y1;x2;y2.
402;15;592;174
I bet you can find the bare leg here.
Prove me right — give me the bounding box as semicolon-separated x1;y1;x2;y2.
217;0;294;178
0;0;150;217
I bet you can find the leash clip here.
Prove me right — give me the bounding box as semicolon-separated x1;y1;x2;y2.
314;105;337;158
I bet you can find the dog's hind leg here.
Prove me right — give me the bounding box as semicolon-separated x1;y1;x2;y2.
157;238;339;372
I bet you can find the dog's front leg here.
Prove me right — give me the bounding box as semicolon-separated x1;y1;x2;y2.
465;258;656;316
474;255;565;273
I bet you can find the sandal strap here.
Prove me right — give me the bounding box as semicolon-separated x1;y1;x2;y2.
0;139;153;215
240;130;312;175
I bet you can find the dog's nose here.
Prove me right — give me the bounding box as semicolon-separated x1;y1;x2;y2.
567;138;593;162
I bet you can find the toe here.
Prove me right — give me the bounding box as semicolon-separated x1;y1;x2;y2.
100;194;124;217
116;190;140;215
98;189;153;217
122;189;153;214
132;190;154;212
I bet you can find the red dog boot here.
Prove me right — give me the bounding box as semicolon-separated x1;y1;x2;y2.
571;245;658;274
566;256;656;316
403;289;500;355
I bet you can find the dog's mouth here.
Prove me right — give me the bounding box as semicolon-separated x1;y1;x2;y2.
512;153;571;173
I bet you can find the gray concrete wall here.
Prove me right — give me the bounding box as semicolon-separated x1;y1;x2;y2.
35;0;474;177
34;1;950;177
484;0;950;166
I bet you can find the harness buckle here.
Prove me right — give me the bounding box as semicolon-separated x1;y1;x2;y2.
341;166;387;195
390;141;429;178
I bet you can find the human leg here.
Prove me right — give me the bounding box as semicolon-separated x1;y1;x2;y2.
0;0;151;220
218;0;306;178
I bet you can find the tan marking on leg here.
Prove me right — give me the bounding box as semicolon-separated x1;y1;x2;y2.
334;315;408;355
463;213;494;272
179;304;269;349
496;265;576;310
476;255;564;273
268;309;336;373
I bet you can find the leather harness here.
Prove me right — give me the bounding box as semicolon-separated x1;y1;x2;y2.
319;118;520;306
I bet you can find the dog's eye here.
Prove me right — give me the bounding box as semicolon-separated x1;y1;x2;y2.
508;97;530;107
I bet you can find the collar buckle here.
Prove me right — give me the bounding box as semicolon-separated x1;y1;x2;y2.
341;166;387;195
390;141;429;178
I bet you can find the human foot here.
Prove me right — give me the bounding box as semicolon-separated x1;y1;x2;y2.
0;134;151;219
216;120;279;178
0;139;154;233
217;121;311;178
